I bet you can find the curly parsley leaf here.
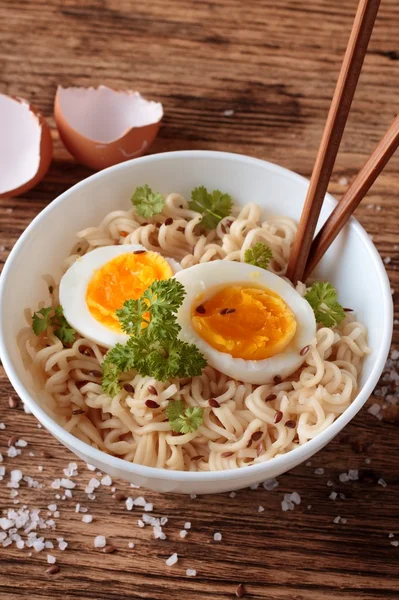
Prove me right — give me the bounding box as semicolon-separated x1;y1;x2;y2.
305;282;345;328
32;305;76;345
32;307;52;335
131;185;165;218
244;242;273;270
189;186;233;230
102;279;207;395
166;399;204;434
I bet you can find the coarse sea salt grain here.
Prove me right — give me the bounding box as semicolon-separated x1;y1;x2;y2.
47;554;56;564
128;542;135;549
258;506;265;513
126;498;134;511
262;478;279;491
378;478;387;488
184;522;191;530
166;553;178;566
329;492;338;500
15;439;28;448
214;532;222;542
186;568;197;577
101;475;112;486
368;403;381;416
94;535;106;548
58;540;68;551
391;541;399;547
179;530;188;538
314;468;324;475
82;515;93;524
87;464;96;471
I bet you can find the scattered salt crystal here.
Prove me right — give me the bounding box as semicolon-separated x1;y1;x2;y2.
166;553;178;566
0;518;14;530
48;504;57;512
186;568;197;577
306;461;312;467
134;496;146;507
339;176;349;186
10;470;23;484
16;540;24;549
179;530;188;538
64;489;72;498
63;462;78;477
333;516;341;524
258;506;265;513
7;446;21;458
75;504;80;513
128;542;135;548
0;453;3;463
184;522;191;530
126;498;134;511
341;518;347;524
38;466;43;472
94;535;106;548
82;515;93;524
365;458;371;465
223;109;234;117
314;468;324;475
262;478;279;491
378;478;387;488
137;520;145;528
281;500;290;512
47;554;56;564
368;403;381;416
45;541;54;549
326;480;334;487
390;541;399;547
87;464;96;471
229;492;236;498
58;540;68;551
329;492;338;500
290;492;301;505
190;494;197;499
348;469;359;481
391;349;399;360
250;483;260;490
88;478;100;489
384;257;391;264
339;473;350;483
388;533;394;538
160;517;168;526
33;540;45;552
0;423;5;430
101;475;112;486
213;532;222;542
307;505;312;510
144;503;153;512
0;466;5;476
15;439;27;447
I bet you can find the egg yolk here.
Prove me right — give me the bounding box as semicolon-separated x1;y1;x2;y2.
192;285;297;360
86;251;172;331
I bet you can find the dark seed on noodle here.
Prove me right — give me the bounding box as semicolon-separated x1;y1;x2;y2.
102;545;116;554
164;217;173;226
236;583;246;598
123;384;135;394
147;385;158;396
89;370;102;378
219;308;229;315
7;435;17;447
209;398;220;408
192;455;203;461
221;452;234;458
196;305;206;314
265;394;277;402
285;420;296;428
177;226;185;232
72;409;85;415
300;345;310;356
273;375;282;384
251;430;263;442
113;491;127;501
257;442;265;457
133;249;146;254
343;307;353;312
226;308;236;314
145;400;160;409
46;565;60;575
274;410;283;424
8;396;18;409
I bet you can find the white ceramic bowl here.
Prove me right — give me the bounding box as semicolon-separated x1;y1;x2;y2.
0;151;393;494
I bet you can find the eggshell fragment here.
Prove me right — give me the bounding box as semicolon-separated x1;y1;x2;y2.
0;94;52;198
54;85;163;170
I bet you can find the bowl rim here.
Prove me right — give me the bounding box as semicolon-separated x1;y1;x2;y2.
0;150;393;482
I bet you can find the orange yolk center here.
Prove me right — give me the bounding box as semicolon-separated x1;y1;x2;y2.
86;251;172;331
192;285;297;360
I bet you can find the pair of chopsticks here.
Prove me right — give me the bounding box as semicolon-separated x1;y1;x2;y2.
286;0;399;284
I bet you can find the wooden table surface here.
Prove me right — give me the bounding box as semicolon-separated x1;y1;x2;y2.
0;1;398;598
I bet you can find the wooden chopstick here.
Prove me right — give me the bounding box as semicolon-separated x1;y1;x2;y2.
286;0;381;284
303;113;399;280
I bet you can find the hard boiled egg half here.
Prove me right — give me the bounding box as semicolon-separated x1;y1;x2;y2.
60;244;181;348
174;261;316;384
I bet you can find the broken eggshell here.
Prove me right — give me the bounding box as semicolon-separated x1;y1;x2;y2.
54;85;163;171
0;94;53;198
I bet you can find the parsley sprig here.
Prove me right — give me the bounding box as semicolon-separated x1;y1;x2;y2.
305;282;345;328
166;399;204;434
32;305;76;345
102;279;207;396
244;242;273;270
131;185;165;218
189;186;232;230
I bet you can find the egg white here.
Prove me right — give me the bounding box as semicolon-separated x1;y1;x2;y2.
174;261;316;384
59;244;181;349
